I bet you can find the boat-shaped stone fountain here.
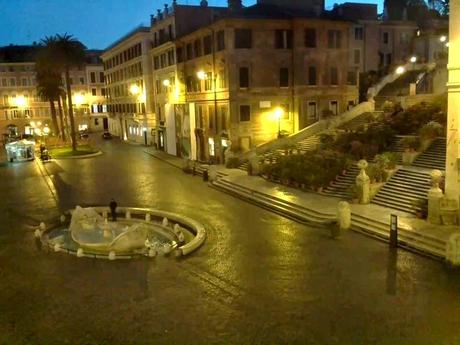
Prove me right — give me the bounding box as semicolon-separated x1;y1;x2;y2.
36;206;206;260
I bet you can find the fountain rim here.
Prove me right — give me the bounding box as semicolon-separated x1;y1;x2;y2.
38;206;206;259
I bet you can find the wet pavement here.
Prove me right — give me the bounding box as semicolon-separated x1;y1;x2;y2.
1;137;460;345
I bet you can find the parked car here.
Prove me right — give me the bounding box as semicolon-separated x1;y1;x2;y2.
102;132;112;140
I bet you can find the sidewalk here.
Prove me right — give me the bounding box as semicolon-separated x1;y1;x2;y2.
143;149;460;260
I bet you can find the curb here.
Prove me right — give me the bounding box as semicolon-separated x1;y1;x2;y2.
144;150;184;170
52;151;103;160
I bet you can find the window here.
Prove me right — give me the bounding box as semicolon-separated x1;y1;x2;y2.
239;105;250;122
330;67;338;85
186;76;193;92
80;77;85;85
347;70;357;85
216;30;225;51
160;54;166;68
305;28;317;47
204;73;212;91
279;68;289;87
235;29;252;49
203;35;212;55
101;88;106;96
168;50;175;65
100;72;104;83
219;105;228;131
186;43;193;60
194;39;202;57
354;49;361;64
354;27;363;40
22;78;28;86
208;105;215;130
330;101;338;115
275;30;293;49
92;88;97;96
154;56;160;70
219;69;227;89
308;66;317;85
327;30;342;49
239;67;249;88
383;32;389;44
176;47;183;63
307;101;317;119
385;53;392;65
10;78;15;86
90;72;96;83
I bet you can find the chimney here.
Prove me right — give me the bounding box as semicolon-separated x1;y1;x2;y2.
228;0;242;10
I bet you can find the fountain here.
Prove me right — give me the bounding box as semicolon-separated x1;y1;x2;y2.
37;206;206;260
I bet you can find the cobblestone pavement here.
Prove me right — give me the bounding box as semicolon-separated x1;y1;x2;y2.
1;138;460;345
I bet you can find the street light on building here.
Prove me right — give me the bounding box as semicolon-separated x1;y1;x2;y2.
130;84;140;95
410;56;417;63
395;66;406;75
162;79;171;87
440;35;447;43
197;70;207;80
74;93;85;107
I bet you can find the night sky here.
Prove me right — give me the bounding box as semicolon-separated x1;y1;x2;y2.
0;0;383;50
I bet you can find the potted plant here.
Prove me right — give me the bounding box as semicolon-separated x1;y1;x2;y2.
402;137;420;165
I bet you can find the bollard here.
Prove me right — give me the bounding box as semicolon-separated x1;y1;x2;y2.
203;169;209;182
389;214;398;248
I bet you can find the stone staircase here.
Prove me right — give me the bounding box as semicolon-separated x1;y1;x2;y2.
322;135;405;199
239;135;320;172
210;177;446;259
322;166;360;199
412;138;446;171
371;168;430;215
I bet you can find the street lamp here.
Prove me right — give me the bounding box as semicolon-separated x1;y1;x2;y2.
74;93;84;107
130;84;140;95
43;125;50;145
197;70;207;80
274;107;284;138
440;35;447;43
162;79;170;87
410;56;417;63
395;66;406;75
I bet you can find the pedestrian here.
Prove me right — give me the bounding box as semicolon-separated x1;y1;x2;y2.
109;199;118;221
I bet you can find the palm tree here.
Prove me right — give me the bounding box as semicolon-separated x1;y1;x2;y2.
39;34;86;151
35;69;62;138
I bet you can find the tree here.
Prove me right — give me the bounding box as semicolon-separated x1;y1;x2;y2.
35;66;62;138
39;34;86;151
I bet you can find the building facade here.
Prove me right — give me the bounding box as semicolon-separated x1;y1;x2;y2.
151;2;358;162
0;46;108;143
101;27;155;145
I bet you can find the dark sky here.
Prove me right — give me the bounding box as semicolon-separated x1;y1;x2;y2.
0;0;383;50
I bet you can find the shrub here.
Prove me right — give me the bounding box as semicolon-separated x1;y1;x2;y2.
402;136;420;151
377;152;400;170
226;157;242;169
419;121;443;140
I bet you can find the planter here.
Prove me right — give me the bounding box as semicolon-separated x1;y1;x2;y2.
402;150;417;166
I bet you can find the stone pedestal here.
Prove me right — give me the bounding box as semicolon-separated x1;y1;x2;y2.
208;166;218;182
440;198;459;226
249;157;260;176
409;83;416;96
337;201;351;231
428;170;444;224
356;160;370;204
446;233;460;266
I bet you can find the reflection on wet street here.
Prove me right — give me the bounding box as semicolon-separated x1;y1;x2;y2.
1;138;460;345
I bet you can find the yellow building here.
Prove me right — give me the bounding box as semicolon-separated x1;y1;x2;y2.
151;2;358;162
0;46;108;142
101;27;155;145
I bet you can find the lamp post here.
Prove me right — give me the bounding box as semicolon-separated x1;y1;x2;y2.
43;125;50;145
274;107;284;138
